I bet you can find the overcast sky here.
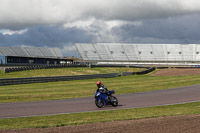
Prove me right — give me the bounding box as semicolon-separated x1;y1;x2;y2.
1;0;200;56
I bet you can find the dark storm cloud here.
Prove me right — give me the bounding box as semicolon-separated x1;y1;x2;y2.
111;14;200;44
0;25;95;47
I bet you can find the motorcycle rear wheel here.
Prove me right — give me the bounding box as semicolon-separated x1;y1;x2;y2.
95;98;104;108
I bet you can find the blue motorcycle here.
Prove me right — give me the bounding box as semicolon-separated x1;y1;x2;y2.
94;90;118;108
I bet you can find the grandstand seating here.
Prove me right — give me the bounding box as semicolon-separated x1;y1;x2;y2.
136;44;155;61
75;43;200;62
50;48;63;57
39;47;56;57
122;44;139;61
102;43;128;61
181;44;194;61
0;46;62;58
80;43;100;60
195;45;200;61
166;44;183;61
24;47;44;57
10;47;29;57
94;44;112;61
151;44;166;61
75;43;89;60
0;47;17;56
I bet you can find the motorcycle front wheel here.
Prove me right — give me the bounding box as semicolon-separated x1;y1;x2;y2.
110;96;118;107
95;98;104;108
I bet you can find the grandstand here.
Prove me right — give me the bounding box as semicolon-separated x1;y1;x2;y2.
0;46;68;65
75;43;200;66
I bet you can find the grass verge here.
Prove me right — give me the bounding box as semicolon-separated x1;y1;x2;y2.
0;101;200;130
0;67;144;79
1;74;200;103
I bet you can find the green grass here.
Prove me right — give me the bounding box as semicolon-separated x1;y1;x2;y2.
0;67;145;79
0;68;200;130
0;69;4;74
1;74;200;103
0;101;200;130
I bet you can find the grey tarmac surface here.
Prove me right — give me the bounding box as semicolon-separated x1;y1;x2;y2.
1;84;200;119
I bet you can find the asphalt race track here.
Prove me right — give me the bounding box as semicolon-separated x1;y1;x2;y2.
1;84;200;119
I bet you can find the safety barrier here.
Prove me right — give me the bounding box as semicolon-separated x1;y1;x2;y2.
121;67;156;76
0;73;119;86
3;64;146;73
4;64;87;73
0;67;155;86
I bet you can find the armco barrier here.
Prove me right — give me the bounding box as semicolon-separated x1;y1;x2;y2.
4;64;88;73
0;73;119;86
121;67;156;76
3;64;147;73
121;72;134;76
0;67;155;86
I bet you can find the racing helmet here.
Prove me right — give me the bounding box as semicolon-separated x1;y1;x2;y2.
97;81;102;87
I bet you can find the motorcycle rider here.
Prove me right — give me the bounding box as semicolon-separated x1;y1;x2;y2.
96;81;111;98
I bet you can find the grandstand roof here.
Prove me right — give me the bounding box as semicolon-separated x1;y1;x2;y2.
0;46;63;58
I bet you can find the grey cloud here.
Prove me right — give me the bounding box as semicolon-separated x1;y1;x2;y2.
1;0;200;30
83;0;200;21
